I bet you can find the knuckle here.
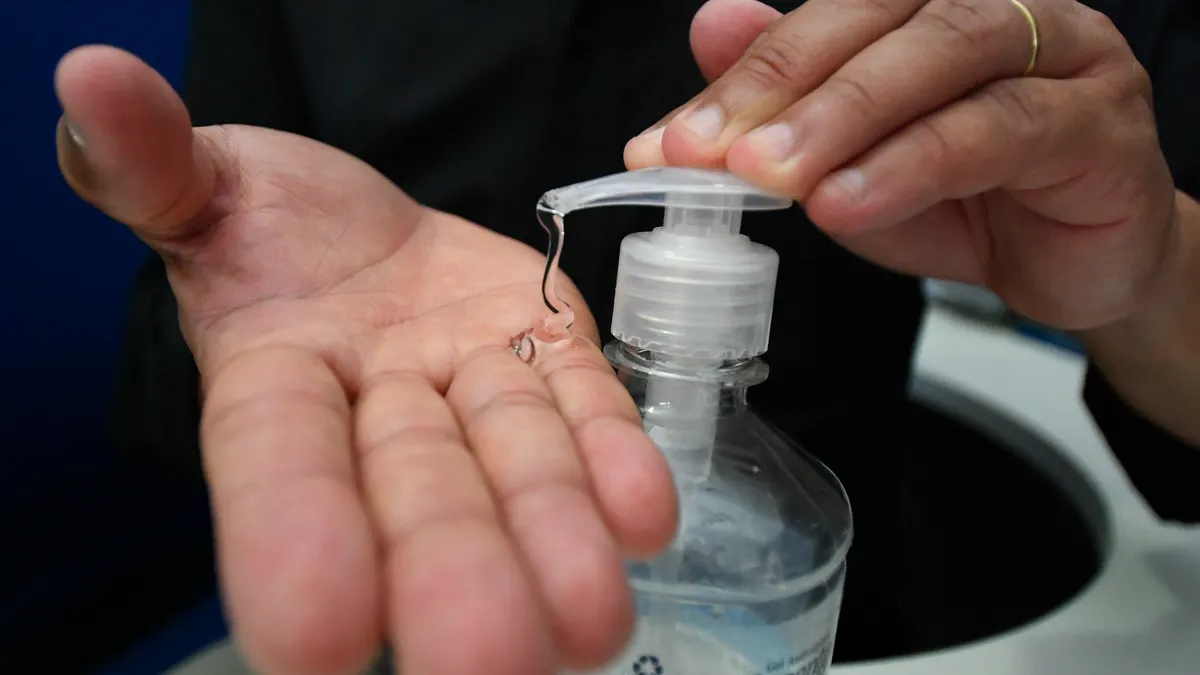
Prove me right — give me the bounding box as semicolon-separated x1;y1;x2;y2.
1075;10;1152;105
1120;61;1155;105
359;424;463;462
826;0;907;20
1076;3;1122;42
1075;4;1142;68
471;388;555;423
818;75;885;122
203;388;337;440
916;0;1007;47
456;386;558;442
740;32;811;89
909;117;958;174
976;80;1042;138
1094;68;1156;142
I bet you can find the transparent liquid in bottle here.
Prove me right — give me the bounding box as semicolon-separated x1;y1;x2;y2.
571;344;853;675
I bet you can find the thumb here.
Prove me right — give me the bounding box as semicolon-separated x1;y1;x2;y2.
690;0;782;82
627;0;781;169
55;45;225;253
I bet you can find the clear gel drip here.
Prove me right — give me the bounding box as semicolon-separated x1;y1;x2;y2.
536;203;574;338
509;201;576;363
510;328;539;364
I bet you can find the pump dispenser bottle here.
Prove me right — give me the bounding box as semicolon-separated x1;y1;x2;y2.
541;168;853;675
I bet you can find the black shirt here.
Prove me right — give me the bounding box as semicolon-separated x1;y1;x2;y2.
122;0;926;501
113;0;1200;662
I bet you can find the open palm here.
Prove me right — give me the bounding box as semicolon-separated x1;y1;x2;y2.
56;47;676;675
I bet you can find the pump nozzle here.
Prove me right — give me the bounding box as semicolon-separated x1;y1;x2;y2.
541;167;791;216
540;167;794;362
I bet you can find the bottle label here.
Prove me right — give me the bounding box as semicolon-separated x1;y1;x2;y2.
754;637;834;675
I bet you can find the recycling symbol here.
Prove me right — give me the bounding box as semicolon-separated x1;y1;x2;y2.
632;654;663;675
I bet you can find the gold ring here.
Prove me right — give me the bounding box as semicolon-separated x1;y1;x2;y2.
1009;0;1041;76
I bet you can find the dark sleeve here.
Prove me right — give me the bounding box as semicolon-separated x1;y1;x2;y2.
113;256;204;476
113;0;312;475
1083;367;1200;523
1078;0;1200;524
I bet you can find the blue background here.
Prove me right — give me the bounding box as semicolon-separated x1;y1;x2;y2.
1;2;226;672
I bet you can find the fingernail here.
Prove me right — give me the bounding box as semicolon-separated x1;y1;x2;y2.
745;123;796;162
57;115;96;189
639;126;666;144
831;168;867;202
65;116;87;152
680;104;725;141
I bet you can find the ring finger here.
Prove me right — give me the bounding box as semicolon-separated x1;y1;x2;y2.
728;0;1101;199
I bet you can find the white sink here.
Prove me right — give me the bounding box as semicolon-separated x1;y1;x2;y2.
837;308;1200;675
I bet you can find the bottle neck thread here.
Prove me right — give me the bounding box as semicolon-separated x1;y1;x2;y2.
604;341;768;414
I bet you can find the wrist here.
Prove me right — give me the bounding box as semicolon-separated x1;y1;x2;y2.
1078;190;1199;360
1076;190;1200;445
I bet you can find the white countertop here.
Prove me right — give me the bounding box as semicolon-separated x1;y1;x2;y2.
837;308;1200;675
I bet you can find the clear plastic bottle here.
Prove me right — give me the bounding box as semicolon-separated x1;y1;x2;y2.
541;168;853;675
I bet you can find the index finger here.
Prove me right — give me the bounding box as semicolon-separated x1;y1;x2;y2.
202;345;381;675
627;0;927;169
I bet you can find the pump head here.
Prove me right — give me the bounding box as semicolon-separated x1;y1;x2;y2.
540;167;794;361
